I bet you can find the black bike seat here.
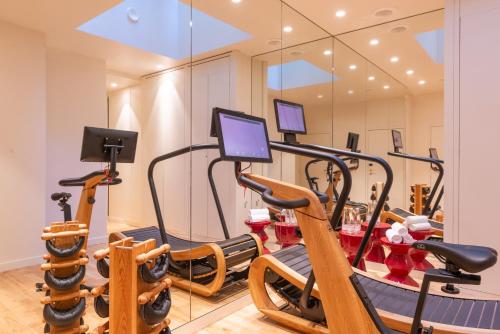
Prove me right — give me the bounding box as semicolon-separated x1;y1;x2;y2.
413;240;497;273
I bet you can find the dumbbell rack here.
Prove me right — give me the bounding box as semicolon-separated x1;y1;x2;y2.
410;184;430;215
40;222;90;334
93;238;172;334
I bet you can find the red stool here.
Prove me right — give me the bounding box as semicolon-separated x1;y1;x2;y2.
244;220;271;254
339;230;372;271
362;222;391;264
408;229;435;271
380;237;418;287
275;222;301;248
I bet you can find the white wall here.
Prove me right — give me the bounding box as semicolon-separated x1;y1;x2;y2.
0;21;46;270
46;48;108;243
445;0;500;294
0;20;108;271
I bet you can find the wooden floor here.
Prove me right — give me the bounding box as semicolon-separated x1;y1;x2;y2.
2;221;497;333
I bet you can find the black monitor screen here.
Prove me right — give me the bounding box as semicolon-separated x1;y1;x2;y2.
429;148;439;160
391;129;403;151
346;132;360;152
274;99;307;134
214;109;272;163
80;127;138;163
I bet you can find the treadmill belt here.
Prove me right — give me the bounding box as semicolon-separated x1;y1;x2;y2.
270;244;500;330
120;226;209;251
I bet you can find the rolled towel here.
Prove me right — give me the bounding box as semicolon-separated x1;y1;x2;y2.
408;222;432;232
405;215;428;226
403;234;415;244
391;222;408;236
386;229;403;244
250;208;269;215
249;215;270;222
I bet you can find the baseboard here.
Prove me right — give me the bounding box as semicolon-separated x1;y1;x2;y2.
172;294;252;333
0;254;43;272
87;234;108;245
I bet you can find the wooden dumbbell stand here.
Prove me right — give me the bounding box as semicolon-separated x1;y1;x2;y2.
93;238;172;334
40;222;89;334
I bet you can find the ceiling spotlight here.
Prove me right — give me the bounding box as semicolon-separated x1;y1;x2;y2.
267;38;281;46
231;0;242;3
390;56;399;63
348;90;354;95
156;64;165;70
368;76;375;81
369;39;380;46
127;7;140;23
406;69;414;75
336;9;346;18
317;94;324;99
283;26;293;33
418;80;426;85
110;82;118;88
374;8;394;18
323;49;333;56
349;64;357;70
383;85;390;90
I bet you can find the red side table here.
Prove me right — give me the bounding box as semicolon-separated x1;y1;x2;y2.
245;220;271;254
275;222;301;248
380;237;418;287
339;230;372;271
362;222;391;264
408;229;435;271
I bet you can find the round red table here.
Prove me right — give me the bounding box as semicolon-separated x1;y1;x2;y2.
275;222;301;248
408;229;435;271
380;237;418;287
339;230;372;271
362;221;391;264
244;220;271;254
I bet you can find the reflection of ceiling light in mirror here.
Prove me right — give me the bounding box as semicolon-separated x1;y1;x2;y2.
390;25;408;33
349;64;357;70
267;38;281;46
127;7;140;23
283;26;293;33
110;82;118;88
406;69;414;75
323;49;333;56
231;0;242;3
289;50;304;56
317;94;324;99
418;80;426;85
383;85;390;90
368;76;375;81
335;10;346;18
390;56;399;63
369;39;379;46
374;8;394;17
348;90;354;95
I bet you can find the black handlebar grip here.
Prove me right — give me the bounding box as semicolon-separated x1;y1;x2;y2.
51;192;72;201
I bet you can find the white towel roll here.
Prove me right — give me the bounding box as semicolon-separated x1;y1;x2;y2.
402;234;415;244
408;222;432;232
250;208;269;215
405;215;428;226
392;222;408;236
386;229;403;244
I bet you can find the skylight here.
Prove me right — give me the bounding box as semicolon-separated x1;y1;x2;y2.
78;0;251;60
415;29;444;64
268;60;335;90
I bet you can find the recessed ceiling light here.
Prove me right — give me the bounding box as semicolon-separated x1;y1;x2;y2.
231;0;242;3
390;25;408;34
317;94;324;99
418;80;426;85
383;85;390;90
369;39;380;46
368;76;375;81
374;8;394;18
336;9;346;18
156;64;165;70
323;49;333;56
348;90;354;95
406;69;414;75
390;56;399;63
289;49;305;56
349;64;357;70
267;38;281;46
283;26;293;33
110;82;118;88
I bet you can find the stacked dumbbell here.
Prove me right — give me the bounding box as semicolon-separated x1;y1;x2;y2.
409;184;430;215
93;238;172;334
40;222;89;334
